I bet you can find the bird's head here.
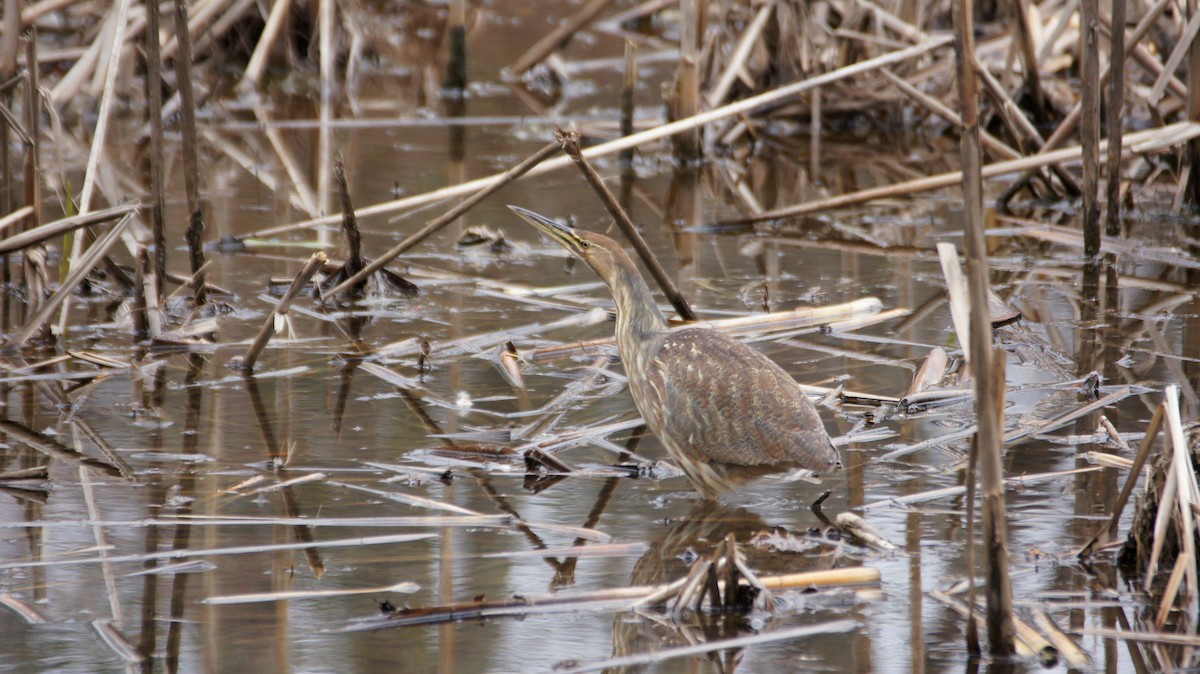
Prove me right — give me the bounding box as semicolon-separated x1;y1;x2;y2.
508;205;626;283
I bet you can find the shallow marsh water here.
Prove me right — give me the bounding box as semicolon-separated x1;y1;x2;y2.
1;4;1198;673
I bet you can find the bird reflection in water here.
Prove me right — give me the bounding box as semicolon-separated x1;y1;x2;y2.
607;501;840;674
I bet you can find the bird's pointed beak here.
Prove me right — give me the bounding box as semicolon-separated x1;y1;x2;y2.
507;205;580;252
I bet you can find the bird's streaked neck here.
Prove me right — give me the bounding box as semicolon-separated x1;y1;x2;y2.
601;247;669;346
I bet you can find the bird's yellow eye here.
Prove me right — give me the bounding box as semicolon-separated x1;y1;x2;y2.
580;240;590;249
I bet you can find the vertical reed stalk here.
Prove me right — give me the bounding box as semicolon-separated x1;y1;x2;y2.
620;39;637;141
1188;1;1200;206
1080;0;1101;257
443;0;467;92
670;0;703;161
952;0;1015;654
1106;0;1126;237
23;30;39;232
146;0;167;292
172;0;207;306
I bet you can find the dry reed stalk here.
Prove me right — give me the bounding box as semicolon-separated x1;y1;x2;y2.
1;0;16;101
953;0;1014;653
271;37;950;237
56;0;131;336
199;128;311;214
881;69;1022;162
240;0;295;90
0;203;137;255
557;129;696;320
172;0;207;306
706;2;774;107
0;419;123;477
668;0;702;161
146;0;166;291
22;30;38;235
620;39;636;140
509;0;617;75
6;212;135;348
316;0;335;234
132;244;147;341
321;139;560;298
1080;0;1101;256
254;101;317;216
1161;385;1198;617
139;245;161;339
1188;7;1200;206
237;252;327;373
929;590;1040;660
443;0;467;91
0;593;46;624
1031;609;1092;668
1106;0;1126;236
936;243;973;362
0;206;30;235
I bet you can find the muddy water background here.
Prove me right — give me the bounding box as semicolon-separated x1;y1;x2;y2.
1;3;1197;673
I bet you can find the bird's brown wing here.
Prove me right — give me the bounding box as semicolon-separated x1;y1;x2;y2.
642;328;837;470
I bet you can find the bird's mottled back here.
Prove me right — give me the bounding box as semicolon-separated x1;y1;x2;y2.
633;328;840;471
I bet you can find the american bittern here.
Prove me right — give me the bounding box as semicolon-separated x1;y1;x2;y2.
511;205;842;497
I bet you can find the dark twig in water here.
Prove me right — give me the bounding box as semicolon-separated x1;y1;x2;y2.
334;159;366;294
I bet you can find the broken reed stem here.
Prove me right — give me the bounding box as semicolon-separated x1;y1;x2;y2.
5;213;135;349
557;128;697;321
951;0;1015;654
239;252;327;372
146;0;166;293
334;159;365;290
322;139;560;299
172;0;207;306
508;0;616;75
1105;0;1126;237
1080;0;1101;257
